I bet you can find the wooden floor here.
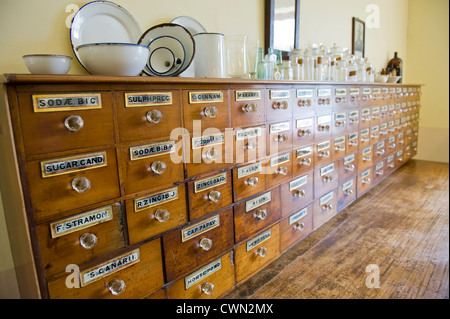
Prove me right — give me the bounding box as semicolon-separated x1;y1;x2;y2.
224;160;449;299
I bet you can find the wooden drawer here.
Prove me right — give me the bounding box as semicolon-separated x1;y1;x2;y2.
396;132;406;151
347;109;360;132
265;152;293;189
332;135;347;159
18;91;115;156
314;139;333;168
293;146;314;176
125;184;188;245
395;149;405;169
379;122;388;140
27;148;120;223
280;171;314;218
314;161;339;199
293;117;315;147
347;131;359;154
373;140;387;162
387;136;397;155
348;87;361;107
358;145;373;171
265;88;293;121
182;89;230;132
315;87;333;115
187;170;232;221
360;87;374;107
332;112;347;136
162;208;234;282
47;238;164;299
338;176;357;212
120;140;184;195
385;154;396;175
357;167;372;197
230;88;265;127
370;106;381;127
280;204;313;253
293;87;315;118
313;190;338;230
370;125;380;144
115;90;181;142
333;86;349;110
37;203;125;278
232;161;267;202
235;223;281;283
380;105;389;123
234;125;266;163
267;121;293;155
360;107;371;128
373;160;386;185
234;187;281;243
338;152;358;184
315;114;332;140
166;251;235;299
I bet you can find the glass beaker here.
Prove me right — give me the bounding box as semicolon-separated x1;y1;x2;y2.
225;35;248;78
246;39;260;79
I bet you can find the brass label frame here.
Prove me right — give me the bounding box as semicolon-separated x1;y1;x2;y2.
32;93;102;112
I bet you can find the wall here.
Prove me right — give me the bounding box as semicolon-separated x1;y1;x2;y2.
407;0;449;163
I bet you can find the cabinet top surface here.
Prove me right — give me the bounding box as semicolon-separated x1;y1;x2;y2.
2;74;422;86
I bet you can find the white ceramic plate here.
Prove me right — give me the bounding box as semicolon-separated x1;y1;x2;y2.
171;16;206;36
146;36;185;76
138;23;195;76
70;1;142;69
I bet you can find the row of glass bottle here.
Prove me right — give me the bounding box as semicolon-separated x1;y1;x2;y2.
255;44;375;82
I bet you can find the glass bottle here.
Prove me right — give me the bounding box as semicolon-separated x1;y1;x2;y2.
386;52;403;83
348;56;357;82
282;60;294;80
256;47;265;79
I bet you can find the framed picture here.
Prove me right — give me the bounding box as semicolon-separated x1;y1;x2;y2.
352;17;365;58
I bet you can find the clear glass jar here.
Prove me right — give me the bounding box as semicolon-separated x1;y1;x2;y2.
282;60;294;80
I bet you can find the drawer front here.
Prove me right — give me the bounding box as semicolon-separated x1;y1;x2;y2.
346;131;359;154
315;114;332;140
357;167;373;196
313;190;338;230
182;89;230;132
18;91;115;156
28;149;120;223
395;149;405;168
360;88;374;106
360;107;371;128
280;204;313;252
313;161;339;199
358;145;373;171
374;140;387;162
338;152;358;184
370;106;381;126
166;251;235;299
315;87;333;114
47;238;164;299
338;176;357;212
373;160;386;185
347;109;360;132
267;121;293;155
332;112;347;136
126;184;188;245
293;117;315;147
162;208;234;282
120;140;184;195
348;87;361;107
370;125;380;144
387;136;397;155
266;88;293;121
314;139;333;168
116;90;181;142
37;203;125;278
293;146;314;176
234;188;281;243
332;135;347;159
187;170;233;221
234;125;266;163
265;152;293;189
333;86;349;110
230;88;265;127
293;87;315;118
232;161;267;202
280;172;313;218
385;154;396;175
235;223;281;283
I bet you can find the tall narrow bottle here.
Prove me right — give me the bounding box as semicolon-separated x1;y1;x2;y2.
256;47;265;79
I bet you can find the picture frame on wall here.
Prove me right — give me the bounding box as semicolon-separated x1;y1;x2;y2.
352;17;365;58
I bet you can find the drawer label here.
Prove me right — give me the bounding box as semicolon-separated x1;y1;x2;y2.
270;152;290;167
362;108;371;116
130;141;175;160
80;249;140;287
349;132;358;141
376;161;384;170
371;125;379;133
320;191;333;206
361;169;371;179
372;107;380;114
125;92;172;107
50;204;114;238
269;89;290;99
396;88;402;93
389;104;395;111
134;187;178;212
189;91;223;104
334;136;345;145
363;146;372;156
335;88;347;96
246;191;271;212
236;127;262;141
317;140;330;151
349;110;359;118
382;88;389;93
361;128;369;136
389;137;395;144
335;113;346;121
235;90;261;101
246;228;271;251
344;153;355;165
296;118;313;128
289;207;308;225
381;105;388;112
181;215;220;242
389;88;396;93
270;121;290;133
32;93;102;112
363;88;372;94
296;89;313;98
289;175;308;191
296;146;312;158
350;88;360;95
320;163;334;176
194;172;227;193
41;151;107;178
342;178;354;191
373;88;381;94
317;88;331;97
192;133;225;149
380;123;387;130
317;115;331;125
377;141;385;149
387;155;395;163
185;257;222;289
238;161;262;178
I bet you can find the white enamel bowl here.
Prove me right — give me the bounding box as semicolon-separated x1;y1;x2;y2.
23;54;72;74
76;43;149;76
